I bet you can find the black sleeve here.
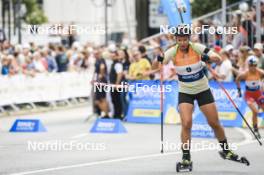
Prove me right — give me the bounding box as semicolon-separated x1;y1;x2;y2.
203;48;210;54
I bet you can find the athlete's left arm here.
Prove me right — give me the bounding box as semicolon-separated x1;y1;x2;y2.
194;43;222;64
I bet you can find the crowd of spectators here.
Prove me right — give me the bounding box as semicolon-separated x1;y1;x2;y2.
0;40;94;77
0;1;263;119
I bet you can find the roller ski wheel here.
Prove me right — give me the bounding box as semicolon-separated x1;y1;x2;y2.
219;151;250;166
176;160;193;172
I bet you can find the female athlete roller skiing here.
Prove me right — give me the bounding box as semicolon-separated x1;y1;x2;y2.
236;55;264;139
152;24;244;171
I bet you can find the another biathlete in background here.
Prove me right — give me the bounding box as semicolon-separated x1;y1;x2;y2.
152;24;241;166
236;55;264;139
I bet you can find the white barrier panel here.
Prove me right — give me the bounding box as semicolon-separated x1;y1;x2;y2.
0;72;92;106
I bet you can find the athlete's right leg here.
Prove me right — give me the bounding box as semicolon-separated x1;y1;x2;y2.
178;92;194;162
179;103;194;161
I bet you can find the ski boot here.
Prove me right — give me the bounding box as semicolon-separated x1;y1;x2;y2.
219;150;250;166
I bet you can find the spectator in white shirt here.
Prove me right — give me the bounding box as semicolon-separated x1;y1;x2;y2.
215;49;234;82
33;52;47;73
253;43;264;69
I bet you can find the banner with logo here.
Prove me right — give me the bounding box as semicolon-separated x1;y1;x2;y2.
126;80;264;128
126;80;179;124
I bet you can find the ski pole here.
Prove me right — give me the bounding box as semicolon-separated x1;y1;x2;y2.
160;60;164;153
207;66;262;146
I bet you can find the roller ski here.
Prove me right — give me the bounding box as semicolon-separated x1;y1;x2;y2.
219;150;250;166
176;159;193;172
176;149;193;172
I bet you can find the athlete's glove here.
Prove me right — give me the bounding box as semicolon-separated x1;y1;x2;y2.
157;55;164;63
201;54;210;63
237;87;242;97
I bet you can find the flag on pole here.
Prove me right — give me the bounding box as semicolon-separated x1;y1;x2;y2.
160;0;191;26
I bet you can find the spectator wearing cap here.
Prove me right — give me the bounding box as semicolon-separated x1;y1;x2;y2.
224;44;234;57
253;43;264;69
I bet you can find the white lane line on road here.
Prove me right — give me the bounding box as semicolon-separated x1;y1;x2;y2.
70;133;89;139
235;127;253;145
9;151;181;175
9;139;261;175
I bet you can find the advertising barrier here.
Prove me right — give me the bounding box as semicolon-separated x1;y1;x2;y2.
0;72;92;106
90;119;127;134
126;80;264;128
9;119;47;132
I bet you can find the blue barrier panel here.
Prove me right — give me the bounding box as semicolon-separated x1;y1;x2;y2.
126;80;256;128
192;106;215;138
126;80;178;124
209;81;245;127
9;119;47;132
191;123;215;138
90;119;127;134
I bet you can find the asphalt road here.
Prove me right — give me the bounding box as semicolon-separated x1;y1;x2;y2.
0;106;263;175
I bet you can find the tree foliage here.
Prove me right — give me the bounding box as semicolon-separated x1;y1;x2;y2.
191;0;242;18
22;0;48;24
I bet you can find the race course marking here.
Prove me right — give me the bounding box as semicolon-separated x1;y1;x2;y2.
70;133;89;139
9;138;263;175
